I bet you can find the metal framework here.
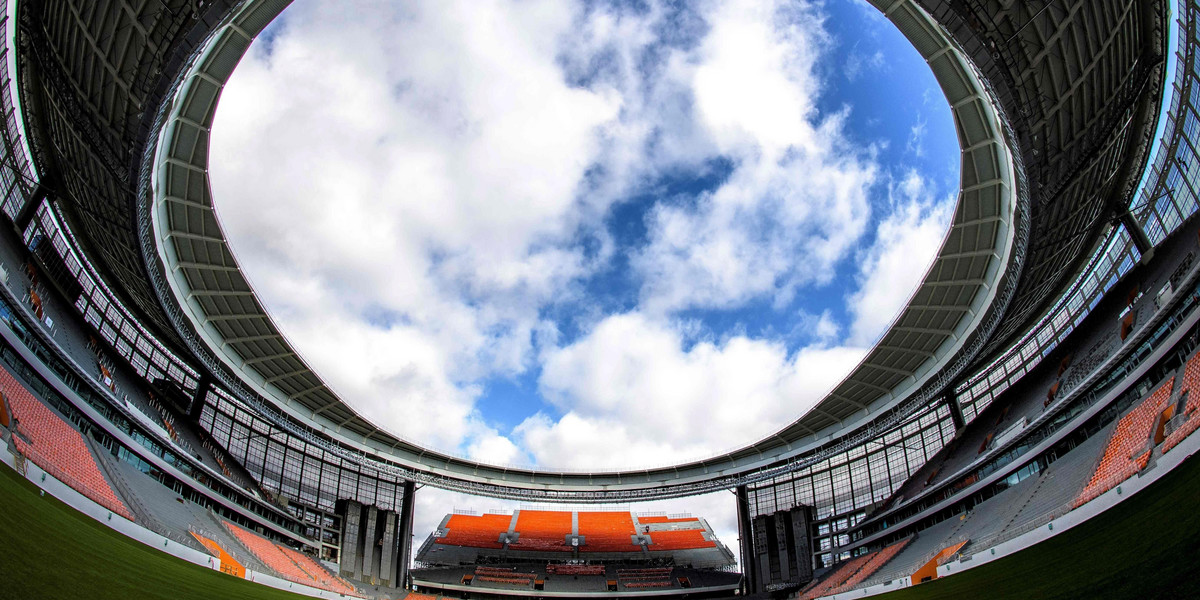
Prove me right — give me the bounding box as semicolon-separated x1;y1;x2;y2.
752;0;1200;566
1;0;1171;507
140;0;1022;499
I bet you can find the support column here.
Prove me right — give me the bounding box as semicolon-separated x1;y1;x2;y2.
396;480;416;589
735;485;757;595
13;183;48;233
1118;209;1155;261
338;500;363;581
945;389;966;431
187;374;213;422
380;511;397;587
362;506;379;582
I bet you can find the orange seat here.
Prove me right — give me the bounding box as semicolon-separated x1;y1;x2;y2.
1074;378;1174;507
224;521;356;595
647;529;715;550
511;510;572;552
578;511;639;552
437;513;511;549
798;538;911;599
1;368;133;521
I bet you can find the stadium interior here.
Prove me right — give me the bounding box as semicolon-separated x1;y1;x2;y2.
3;0;1200;598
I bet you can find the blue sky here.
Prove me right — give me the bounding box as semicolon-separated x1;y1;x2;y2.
209;0;957;474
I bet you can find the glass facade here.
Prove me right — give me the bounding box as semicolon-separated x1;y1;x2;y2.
0;0;1193;572
198;387;406;512
23;203;200;392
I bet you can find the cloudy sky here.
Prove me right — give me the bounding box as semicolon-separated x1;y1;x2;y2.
209;0;957;543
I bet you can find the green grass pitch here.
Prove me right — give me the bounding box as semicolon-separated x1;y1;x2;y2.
0;460;330;600
871;451;1200;600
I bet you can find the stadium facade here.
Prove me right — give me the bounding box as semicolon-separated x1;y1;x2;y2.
1;0;1200;598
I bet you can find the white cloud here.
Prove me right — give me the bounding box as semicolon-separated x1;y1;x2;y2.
845;47;885;82
210;0;952;471
212;0;626;453
526;312;867;469
847;171;955;346
907;115;928;158
631;0;878;314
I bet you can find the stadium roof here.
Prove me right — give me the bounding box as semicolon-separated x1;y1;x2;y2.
15;0;1166;499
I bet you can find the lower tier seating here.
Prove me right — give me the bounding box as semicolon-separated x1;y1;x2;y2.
1074;379;1174;507
190;531;246;578
1163;352;1200;453
279;544;358;595
799;538;912;600
547;564;605;575
618;567;672;589
224;521;356;595
1;368;133;521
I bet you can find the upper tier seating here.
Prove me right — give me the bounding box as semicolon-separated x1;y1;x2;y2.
637;516;699;524
224;521;356;595
578;511;638;552
436;513;510;549
647;529;714;550
1074;379;1174;507
0;367;133;521
512;510;572;551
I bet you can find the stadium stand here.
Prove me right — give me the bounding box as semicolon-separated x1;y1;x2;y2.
1074;379;1175;507
618;567;673;589
415;510;738;596
512;510;572;551
223;521;357;595
1;368;133;521
910;540;968;584
798;538;911;599
190;531;246;578
578;511;639;552
279;544;359;595
858;419;1116;589
1163;351;1200;453
436;513;509;549
4;1;1199;598
0;386;9;428
648;529;714;550
637;515;699;524
471;565;536;587
546;563;605;576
